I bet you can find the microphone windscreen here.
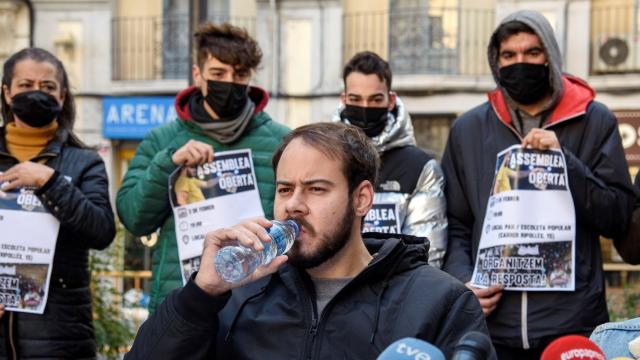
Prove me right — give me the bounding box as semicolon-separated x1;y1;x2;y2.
377;338;445;360
451;331;494;360
541;335;606;360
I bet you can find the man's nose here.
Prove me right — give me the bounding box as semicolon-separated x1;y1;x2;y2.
285;191;309;217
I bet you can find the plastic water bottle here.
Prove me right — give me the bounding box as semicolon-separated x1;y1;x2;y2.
215;220;299;283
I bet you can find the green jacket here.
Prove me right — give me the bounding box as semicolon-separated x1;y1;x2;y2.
116;86;289;312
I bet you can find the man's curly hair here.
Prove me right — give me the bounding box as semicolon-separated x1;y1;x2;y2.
194;22;262;76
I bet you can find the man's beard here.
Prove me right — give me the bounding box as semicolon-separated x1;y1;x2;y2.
287;198;356;269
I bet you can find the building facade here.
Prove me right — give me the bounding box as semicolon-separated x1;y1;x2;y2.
2;0;639;269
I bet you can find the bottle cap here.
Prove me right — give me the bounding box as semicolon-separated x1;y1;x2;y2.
283;220;300;237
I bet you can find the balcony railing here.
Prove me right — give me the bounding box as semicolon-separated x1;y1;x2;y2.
112;15;255;81
344;6;494;76
591;4;640;74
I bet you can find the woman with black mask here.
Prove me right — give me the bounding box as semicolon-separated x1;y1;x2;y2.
0;48;115;359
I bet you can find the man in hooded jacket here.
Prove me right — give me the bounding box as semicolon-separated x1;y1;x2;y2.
441;10;635;359
334;51;447;268
116;23;289;313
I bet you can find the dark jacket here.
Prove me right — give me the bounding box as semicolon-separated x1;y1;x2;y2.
333;97;448;268
613;171;640;264
116;86;289;313
0;127;115;359
442;75;635;348
125;235;490;359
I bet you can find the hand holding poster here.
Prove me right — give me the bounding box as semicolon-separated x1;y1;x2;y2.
470;145;576;291
0;186;58;314
169;149;265;284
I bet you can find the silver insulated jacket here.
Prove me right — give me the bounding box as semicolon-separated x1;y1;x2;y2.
333;97;448;267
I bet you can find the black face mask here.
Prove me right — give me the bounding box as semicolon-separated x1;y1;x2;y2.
498;63;551;105
205;80;249;119
10;90;61;128
340;105;389;137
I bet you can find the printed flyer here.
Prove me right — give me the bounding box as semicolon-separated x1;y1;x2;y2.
363;202;401;234
0;186;59;314
169;149;264;284
470;145;576;291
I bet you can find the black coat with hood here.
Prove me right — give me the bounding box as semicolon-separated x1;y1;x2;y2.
0;126;115;359
441;10;635;349
125;235;491;359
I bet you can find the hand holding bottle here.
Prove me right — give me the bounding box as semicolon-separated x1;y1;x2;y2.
194;218;289;296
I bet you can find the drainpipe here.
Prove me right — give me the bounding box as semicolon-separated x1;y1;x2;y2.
20;0;34;47
270;0;279;96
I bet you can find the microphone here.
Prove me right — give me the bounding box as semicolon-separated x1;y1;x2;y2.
376;338;445;360
451;331;494;360
541;335;606;360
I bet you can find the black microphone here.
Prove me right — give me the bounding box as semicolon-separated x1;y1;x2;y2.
451;331;494;360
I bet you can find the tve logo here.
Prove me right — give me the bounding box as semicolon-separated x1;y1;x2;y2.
377;338;445;360
103;96;177;139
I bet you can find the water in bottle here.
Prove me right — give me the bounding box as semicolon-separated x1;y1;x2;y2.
215;220;299;283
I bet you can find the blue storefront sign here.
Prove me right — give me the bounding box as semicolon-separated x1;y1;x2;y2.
103;96;177;139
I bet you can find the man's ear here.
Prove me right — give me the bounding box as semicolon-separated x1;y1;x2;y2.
340;92;347;105
353;180;374;217
192;64;202;87
388;91;397;111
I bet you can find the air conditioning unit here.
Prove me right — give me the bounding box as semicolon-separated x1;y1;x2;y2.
592;34;640;73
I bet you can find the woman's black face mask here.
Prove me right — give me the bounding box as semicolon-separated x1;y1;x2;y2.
10;90;61;127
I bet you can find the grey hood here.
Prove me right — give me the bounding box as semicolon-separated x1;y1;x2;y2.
488;10;564;107
332;96;416;153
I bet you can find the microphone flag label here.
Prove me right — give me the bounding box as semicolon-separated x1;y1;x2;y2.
470;145;576;291
169;149;265;285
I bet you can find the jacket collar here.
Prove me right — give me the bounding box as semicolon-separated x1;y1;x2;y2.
488;74;595;127
174;85;270;121
277;234;429;289
0;125;68;160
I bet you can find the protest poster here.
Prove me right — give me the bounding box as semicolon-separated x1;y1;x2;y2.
169;149;265;284
0;186;59;314
470;145;576;291
363;202;401;234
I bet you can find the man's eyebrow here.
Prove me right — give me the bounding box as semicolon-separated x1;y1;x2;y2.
524;46;544;53
302;179;335;186
276;179;335;186
367;93;385;100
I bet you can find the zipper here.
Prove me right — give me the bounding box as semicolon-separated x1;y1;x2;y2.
521;292;530;349
306;249;400;360
9;312;17;360
301;307;319;359
300;274;319;360
491;102;525;142
543;112;586;129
